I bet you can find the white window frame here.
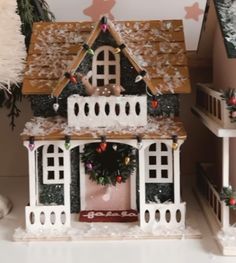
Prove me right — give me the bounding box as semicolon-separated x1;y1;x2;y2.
92;45;120;86
145;142;173;183
42;144;64;184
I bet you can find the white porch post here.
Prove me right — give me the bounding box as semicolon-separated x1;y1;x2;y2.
63;148;71;227
173;140;184;204
222;137;230;229
26;143;37;206
138;145;146;228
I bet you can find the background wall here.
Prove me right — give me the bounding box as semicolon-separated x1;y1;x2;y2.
0;0;207;178
46;0;207;50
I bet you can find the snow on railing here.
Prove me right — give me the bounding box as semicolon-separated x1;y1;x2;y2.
141;202;186;230
196;83;234;128
197;171;223;227
67;95;147;128
25;205;70;231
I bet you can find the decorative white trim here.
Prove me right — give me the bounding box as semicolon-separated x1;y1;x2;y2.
196;83;236;128
25;205;70;231
92;46;120;86
68;95;147;128
141;202;186;230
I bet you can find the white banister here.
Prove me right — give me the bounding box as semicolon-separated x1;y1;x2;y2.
196;84;235;128
198;171;223;227
141;203;186;230
67;95;147;128
25;206;70;231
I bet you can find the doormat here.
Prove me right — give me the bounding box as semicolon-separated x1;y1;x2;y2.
79;209;138;222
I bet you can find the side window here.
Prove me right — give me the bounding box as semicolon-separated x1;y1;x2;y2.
42;144;64;184
92;46;120;86
145;142;173;183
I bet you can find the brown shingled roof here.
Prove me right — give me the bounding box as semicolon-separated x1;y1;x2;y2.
22;19;191;96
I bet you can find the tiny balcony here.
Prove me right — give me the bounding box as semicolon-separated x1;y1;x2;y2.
196;83;235;128
67;95;147;129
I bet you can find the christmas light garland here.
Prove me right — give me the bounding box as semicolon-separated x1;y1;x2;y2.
81;142;137;186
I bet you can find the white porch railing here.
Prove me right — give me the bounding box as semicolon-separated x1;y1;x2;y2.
25;205;70;231
141;203;186;229
197;171;223;227
67;95;147;128
196;83;234;128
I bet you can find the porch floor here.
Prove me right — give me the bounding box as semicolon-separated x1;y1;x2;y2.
1;176;236;263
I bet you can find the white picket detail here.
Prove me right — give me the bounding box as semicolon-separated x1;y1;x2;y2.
141;203;186;230
25;205;70;231
196;83;234;128
198;170;223;227
67;95;147;128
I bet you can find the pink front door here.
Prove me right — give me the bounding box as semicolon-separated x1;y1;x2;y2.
84;176;131;210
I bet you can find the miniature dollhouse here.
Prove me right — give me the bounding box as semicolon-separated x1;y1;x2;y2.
193;0;236;256
18;17;191;240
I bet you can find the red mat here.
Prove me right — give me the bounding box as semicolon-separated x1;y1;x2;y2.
79;209;138;222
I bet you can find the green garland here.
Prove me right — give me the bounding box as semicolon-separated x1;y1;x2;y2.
81;143;137;186
220;186;236;209
221;88;236;122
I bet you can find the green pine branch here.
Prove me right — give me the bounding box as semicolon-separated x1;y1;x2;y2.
1;0;55;129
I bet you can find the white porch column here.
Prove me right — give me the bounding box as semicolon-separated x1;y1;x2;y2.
173;140;184;204
63;148;71;227
139;145;146;228
25;142;37;206
222;137;230;229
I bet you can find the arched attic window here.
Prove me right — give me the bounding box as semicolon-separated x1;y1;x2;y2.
92;46;120;86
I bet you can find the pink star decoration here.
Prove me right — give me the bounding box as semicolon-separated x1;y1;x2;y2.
83;0;116;21
184;2;204;22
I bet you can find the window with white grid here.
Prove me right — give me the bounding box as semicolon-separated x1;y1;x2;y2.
145;142;173;183
42;144;64;184
92;46;120;86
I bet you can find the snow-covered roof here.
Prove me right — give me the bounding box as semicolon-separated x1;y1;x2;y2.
21;116;187;141
215;0;236;58
22;19;191;96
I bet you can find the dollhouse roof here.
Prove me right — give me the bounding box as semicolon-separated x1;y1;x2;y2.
199;0;236;58
21;116;187;141
214;0;236;58
22;19;191;96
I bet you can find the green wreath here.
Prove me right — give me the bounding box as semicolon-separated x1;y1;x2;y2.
81;142;137;186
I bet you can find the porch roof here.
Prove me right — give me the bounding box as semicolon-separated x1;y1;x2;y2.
21;116;187;141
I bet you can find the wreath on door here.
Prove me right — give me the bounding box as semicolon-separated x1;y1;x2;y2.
81;142;137;186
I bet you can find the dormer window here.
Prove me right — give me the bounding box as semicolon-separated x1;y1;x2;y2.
92;46;120;86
